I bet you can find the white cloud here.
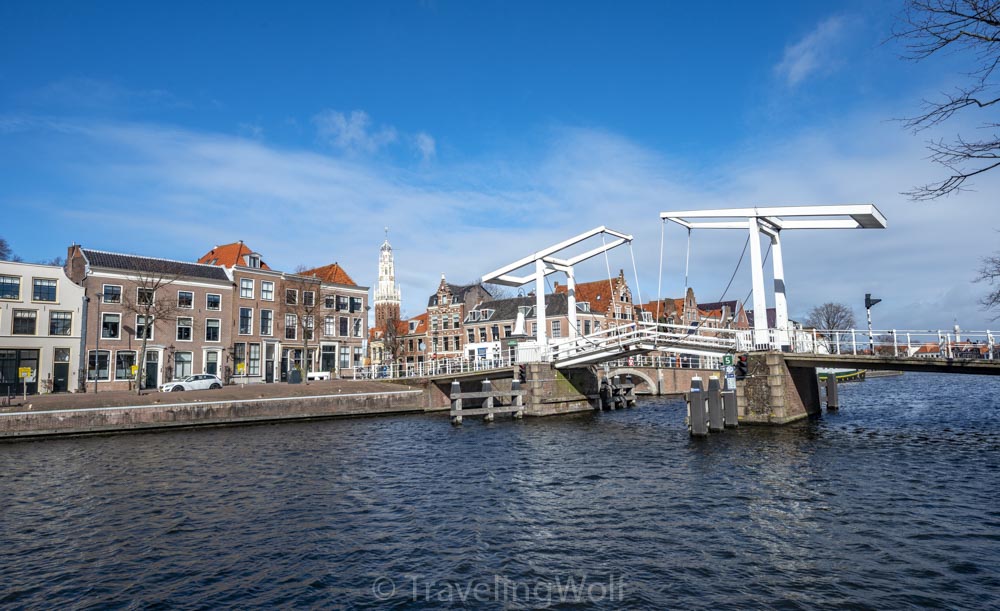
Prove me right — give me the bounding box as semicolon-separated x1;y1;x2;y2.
774;16;847;87
313;109;398;154
5;111;998;330
414;132;436;161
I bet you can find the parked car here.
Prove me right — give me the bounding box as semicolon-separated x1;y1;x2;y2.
160;374;224;392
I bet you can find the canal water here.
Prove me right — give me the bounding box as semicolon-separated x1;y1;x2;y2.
1;373;998;609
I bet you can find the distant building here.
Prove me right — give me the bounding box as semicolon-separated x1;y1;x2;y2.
0;260;86;395
297;262;368;375
370;232;403;368
426;275;492;360
553;269;635;328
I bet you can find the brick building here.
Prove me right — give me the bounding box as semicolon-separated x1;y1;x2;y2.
426;275;492;360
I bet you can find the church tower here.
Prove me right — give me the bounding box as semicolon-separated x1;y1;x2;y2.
374;228;402;329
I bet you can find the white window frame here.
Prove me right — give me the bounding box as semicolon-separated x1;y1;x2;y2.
49;311;73;336
12;309;38;335
205;318;221;343
261;281;274;301
176;317;194;342
101;284;123;304
177;290;194;309
238;307;253;336
260;309;274;336
285;314;297;340
136;287;154;306
32;277;58;303
0;275;21;300
285;288;298;305
101;312;121;340
240;278;254;299
206;293;222;311
136;314;154;340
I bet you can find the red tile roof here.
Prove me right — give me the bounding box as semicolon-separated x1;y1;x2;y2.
197;242;272;270
297;262;356;286
555;279;616;309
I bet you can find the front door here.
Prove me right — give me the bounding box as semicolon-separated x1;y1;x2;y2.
52;347;71;393
205;351;219;376
144;350;159;389
265;343;275;383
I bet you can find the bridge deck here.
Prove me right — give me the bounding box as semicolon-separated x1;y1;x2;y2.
784;354;1000;376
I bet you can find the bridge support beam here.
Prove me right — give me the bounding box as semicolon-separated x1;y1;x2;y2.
748;219;769;349
735;352;820;424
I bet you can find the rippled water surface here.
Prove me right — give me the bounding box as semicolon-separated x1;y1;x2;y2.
1;373;999;609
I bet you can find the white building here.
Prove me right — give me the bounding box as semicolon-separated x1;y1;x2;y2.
0;261;86;394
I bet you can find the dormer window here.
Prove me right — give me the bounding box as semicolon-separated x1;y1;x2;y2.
247;254;261;268
468;311;480;322
577;302;590;313
480;309;494;320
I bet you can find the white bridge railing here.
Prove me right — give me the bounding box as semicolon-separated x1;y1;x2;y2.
771;327;998;360
351;355;516;380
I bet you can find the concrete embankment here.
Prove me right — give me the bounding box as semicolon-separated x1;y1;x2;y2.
0;380;431;440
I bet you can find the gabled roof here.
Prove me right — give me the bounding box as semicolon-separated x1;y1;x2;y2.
82;248;229;282
404;312;429;336
197;242;272;270
698;300;739;313
428;283;492;307
298;262;357;286
639;298;686;319
468;293;572;322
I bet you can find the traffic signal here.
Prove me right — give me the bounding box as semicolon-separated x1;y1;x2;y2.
518;364;526;383
865;293;881;309
736;354;749;379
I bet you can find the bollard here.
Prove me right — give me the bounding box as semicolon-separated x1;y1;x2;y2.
723;390;738;427
599;378;612;410
450;380;462;425
512;378;524;418
707;377;724;432
688;376;708;437
482;379;494;422
625;374;636;407
825;372;839;411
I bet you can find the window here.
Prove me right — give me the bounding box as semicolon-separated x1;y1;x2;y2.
504;325;512;337
324;296;335;309
87;350;110;380
353;347;363;367
137;315;153;340
176;317;193;341
240;279;254;299
137;288;154;305
239;308;253;335
101;313;120;339
325;316;335;336
49;311;72;336
442;316;450;330
206;293;221;310
102;285;122;303
233;343;246;375
304;316;314;341
467;329;475;343
479;327;487;342
584;320;591;335
336;295;349;311
350;297;363;313
115;351;136;380
174;352;192;379
205;319;220;342
431;316;438;331
0;275;20;300
594;321;601;332
13;310;37;335
248;254;261;268
260;310;273;336
552;320;562;338
339;316;348;336
177;291;194;309
353;318;363;337
531;323;537;335
285;314;297;340
492;325;500;341
285;289;297;305
33;278;57;302
205;351;219;376
443;337;450;351
248;343;261;376
303;291;315;307
340;346;350;369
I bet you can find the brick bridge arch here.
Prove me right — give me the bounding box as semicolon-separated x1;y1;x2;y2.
607;368;656;394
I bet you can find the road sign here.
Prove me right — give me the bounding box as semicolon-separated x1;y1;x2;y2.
723;354;734;366
18;367;32;378
236;363;245;374
724;365;735;375
131;365;139;376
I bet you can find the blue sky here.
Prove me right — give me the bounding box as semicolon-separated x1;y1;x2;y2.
1;1;997;330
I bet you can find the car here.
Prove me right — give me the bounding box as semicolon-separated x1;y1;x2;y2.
160;374;224;392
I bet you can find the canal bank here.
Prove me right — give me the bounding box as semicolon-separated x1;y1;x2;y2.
0;380;432;439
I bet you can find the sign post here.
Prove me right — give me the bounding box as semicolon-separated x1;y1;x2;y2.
18;367;32;401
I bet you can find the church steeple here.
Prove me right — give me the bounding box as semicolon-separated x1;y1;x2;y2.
374;228;402;329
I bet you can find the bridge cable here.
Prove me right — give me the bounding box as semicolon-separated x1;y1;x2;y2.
628;240;644;320
684;227;692;290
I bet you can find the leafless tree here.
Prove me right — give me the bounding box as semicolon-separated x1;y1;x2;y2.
0;237;22;262
120;271;181;394
287;268;322;380
380;312;404;364
976;252;1000;316
805;302;857;330
893;0;1000;199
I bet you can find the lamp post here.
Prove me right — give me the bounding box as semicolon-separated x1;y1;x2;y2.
865;293;881;355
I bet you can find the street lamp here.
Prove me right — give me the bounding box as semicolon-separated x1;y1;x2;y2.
865;293;881;355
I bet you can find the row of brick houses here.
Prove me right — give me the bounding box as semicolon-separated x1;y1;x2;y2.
0;242;369;393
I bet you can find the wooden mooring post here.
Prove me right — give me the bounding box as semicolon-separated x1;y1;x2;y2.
449;378;525;425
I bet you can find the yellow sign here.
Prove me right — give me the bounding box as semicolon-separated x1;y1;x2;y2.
131;365;139;376
236;363;245;374
18;367;32;378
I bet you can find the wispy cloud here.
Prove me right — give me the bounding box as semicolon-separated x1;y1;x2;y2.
2;112;997;329
313;109;398;154
19;77;186;111
774;16;848;87
414;132;436;161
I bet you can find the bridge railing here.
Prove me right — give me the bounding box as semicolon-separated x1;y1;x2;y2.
781;328;997;360
604;353;724;370
351;355;516;381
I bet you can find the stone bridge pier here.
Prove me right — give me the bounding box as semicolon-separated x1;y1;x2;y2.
735;352;820;424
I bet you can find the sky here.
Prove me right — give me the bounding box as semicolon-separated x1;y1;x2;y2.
1;0;998;331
